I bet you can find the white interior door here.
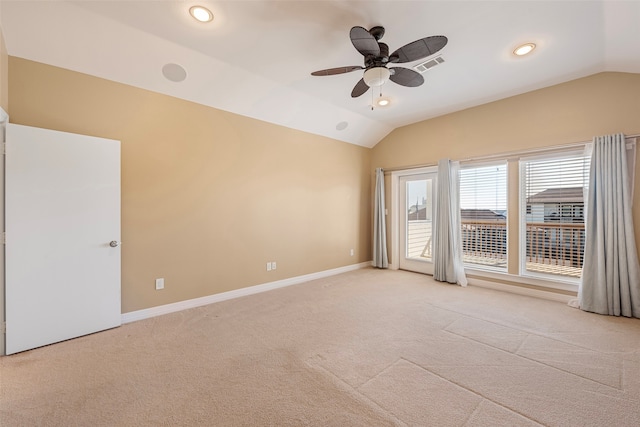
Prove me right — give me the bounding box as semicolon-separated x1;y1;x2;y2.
399;172;437;275
5;123;121;355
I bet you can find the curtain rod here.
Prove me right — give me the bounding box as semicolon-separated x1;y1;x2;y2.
382;133;639;174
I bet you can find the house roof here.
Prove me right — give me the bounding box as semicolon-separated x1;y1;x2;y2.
461;209;506;221
528;187;584;204
1;1;639;148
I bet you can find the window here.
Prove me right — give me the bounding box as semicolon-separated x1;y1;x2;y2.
520;151;590;280
459;162;508;270
393;139;635;289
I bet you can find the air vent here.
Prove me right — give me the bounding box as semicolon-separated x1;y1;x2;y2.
413;56;445;73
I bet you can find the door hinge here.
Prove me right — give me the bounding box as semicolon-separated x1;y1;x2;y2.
2;142;5;155
1;322;5;334
2;232;5;244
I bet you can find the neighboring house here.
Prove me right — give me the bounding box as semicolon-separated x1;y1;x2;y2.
408;197;430;221
408;204;427;220
409;208;507;222
526;187;584;223
526;187;585;266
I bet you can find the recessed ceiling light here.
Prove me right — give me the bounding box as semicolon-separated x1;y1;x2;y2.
377;98;390;107
513;43;536;56
189;6;213;23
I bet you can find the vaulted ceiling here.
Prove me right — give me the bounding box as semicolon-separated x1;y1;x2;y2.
2;1;639;147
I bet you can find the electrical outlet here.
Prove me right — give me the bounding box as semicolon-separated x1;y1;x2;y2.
350;249;354;256
271;262;277;270
266;262;272;271
155;278;164;290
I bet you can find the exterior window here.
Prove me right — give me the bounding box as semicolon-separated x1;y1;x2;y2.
459;163;507;270
521;152;590;279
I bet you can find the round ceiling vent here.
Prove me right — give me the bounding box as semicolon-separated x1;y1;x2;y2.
336;121;349;131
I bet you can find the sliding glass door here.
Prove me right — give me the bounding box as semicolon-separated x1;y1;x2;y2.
399;172;437;274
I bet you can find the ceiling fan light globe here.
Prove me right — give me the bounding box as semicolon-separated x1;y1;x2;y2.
363;67;390;87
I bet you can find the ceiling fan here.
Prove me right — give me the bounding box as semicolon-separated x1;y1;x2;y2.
311;26;447;98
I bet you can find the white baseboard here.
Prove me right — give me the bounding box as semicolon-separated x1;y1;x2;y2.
468;277;575;303
121;262;371;324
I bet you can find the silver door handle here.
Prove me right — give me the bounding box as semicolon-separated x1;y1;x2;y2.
109;241;121;247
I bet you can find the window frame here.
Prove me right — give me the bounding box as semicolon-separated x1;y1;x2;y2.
389;138;635;294
518;148;589;284
458;160;509;273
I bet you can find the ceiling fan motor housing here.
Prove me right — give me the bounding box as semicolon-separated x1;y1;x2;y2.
369;26;386;40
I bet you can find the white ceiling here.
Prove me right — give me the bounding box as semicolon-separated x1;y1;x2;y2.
1;1;639;148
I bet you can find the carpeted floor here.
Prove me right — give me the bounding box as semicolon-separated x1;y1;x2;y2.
1;268;639;426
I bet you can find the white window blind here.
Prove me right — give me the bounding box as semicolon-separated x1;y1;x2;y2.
459;163;507;270
521;151;590;279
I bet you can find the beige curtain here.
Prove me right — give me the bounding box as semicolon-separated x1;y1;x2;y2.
433;159;467;286
373;168;388;268
579;134;640;317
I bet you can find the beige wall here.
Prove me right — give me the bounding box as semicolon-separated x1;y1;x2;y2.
0;28;7;111
7;55;640;312
373;73;640;165
372;72;640;288
0;26;7;357
8;57;371;313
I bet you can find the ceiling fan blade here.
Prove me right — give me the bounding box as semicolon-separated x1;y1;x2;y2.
311;66;363;76
389;67;424;87
350;26;380;57
389;36;448;63
351;78;369;98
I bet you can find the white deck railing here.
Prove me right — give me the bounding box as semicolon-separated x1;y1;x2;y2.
406;219;584;278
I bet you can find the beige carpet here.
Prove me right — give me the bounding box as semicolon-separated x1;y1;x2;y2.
1;268;639;426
